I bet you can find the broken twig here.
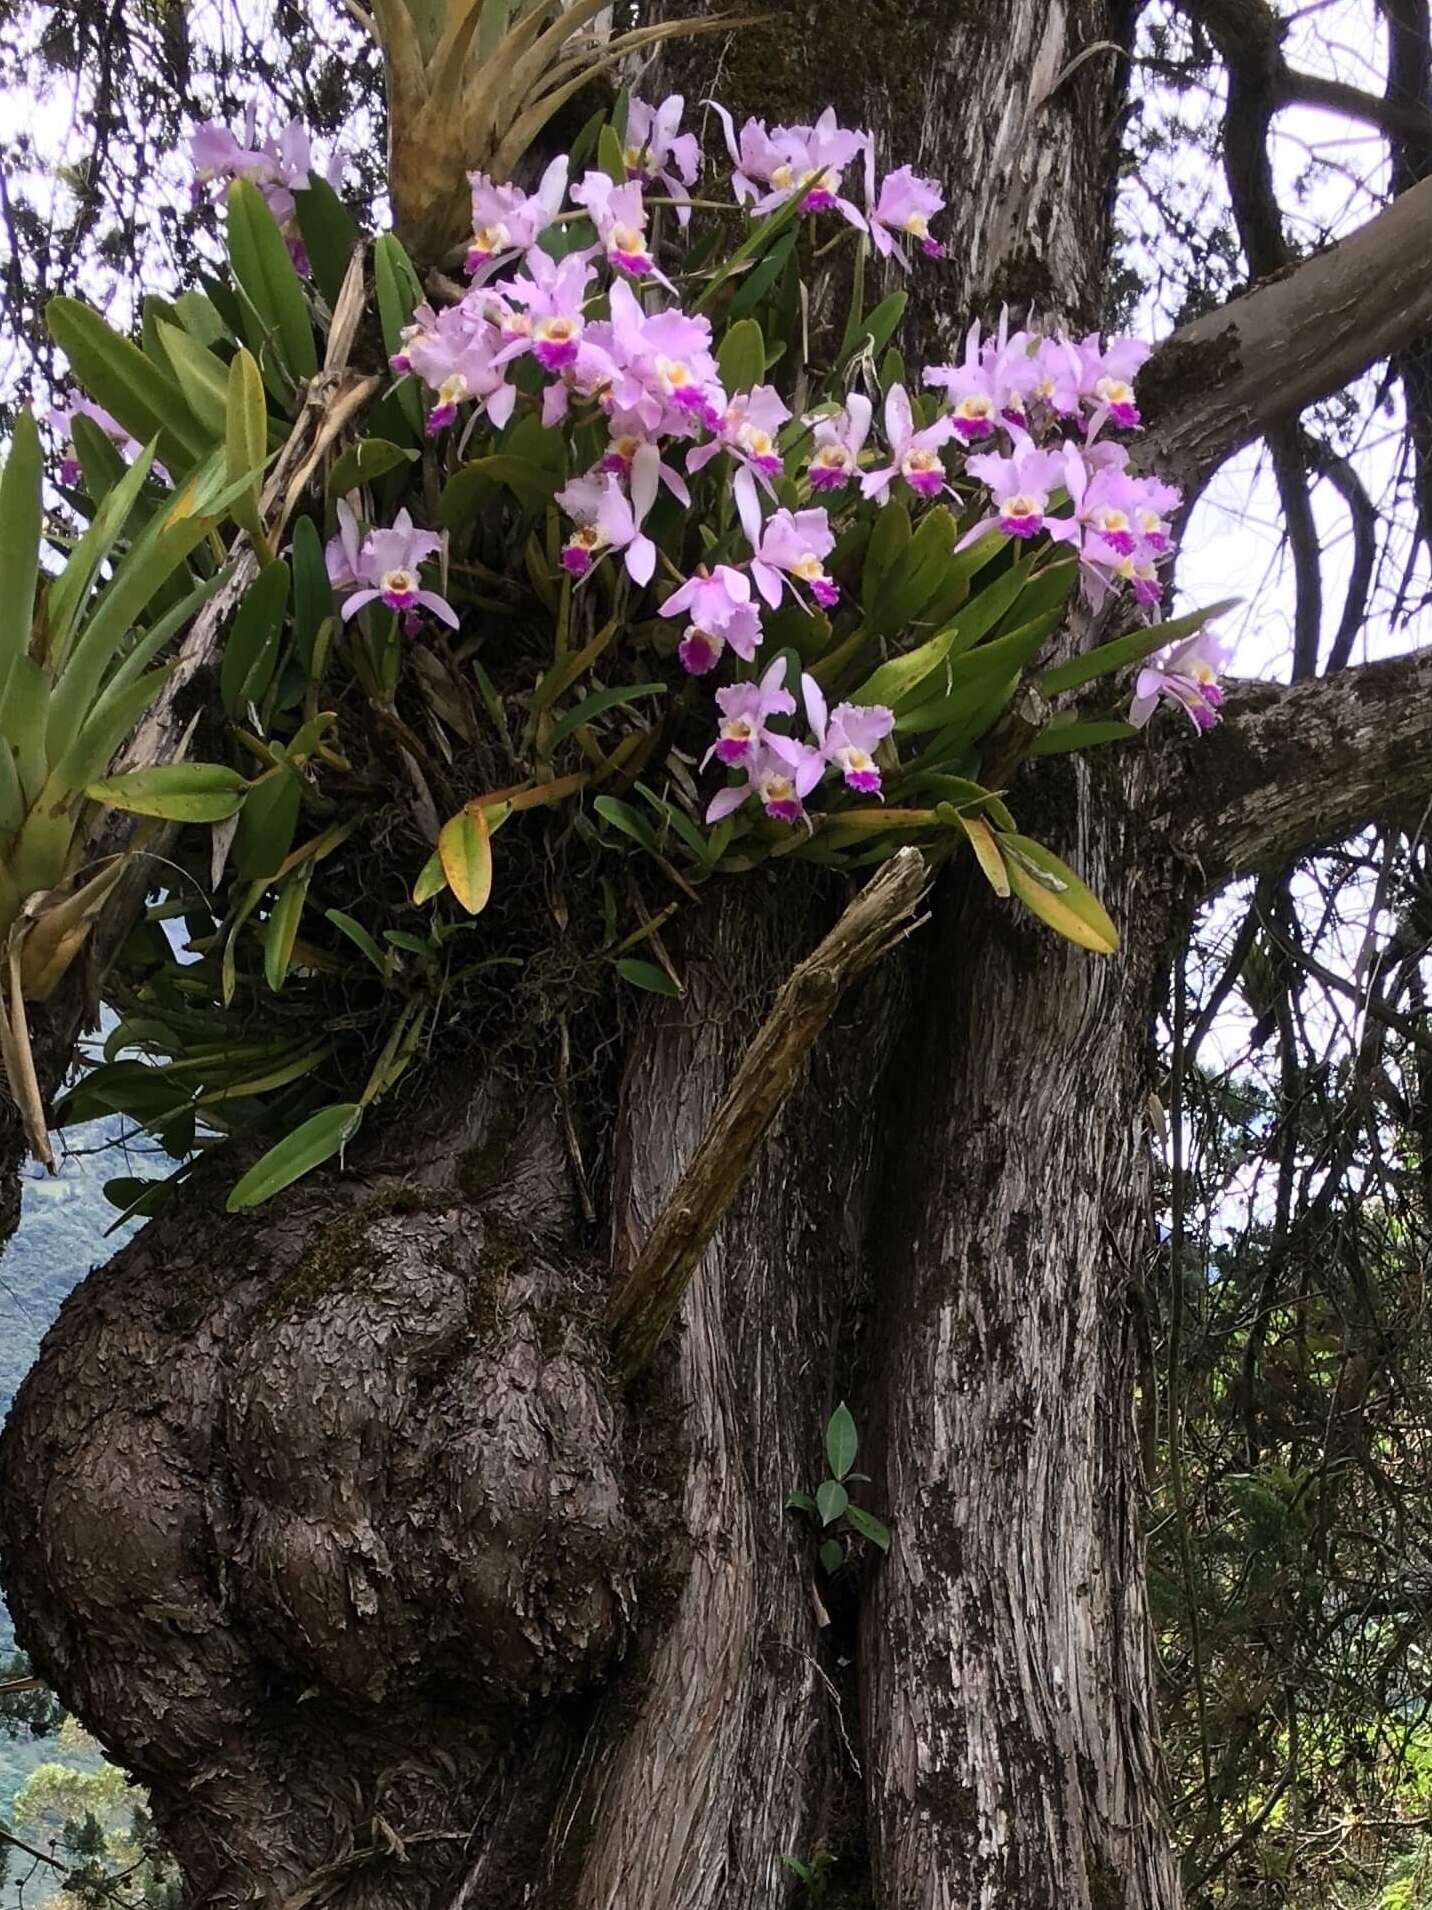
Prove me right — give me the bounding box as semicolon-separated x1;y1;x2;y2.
607;846;929;1380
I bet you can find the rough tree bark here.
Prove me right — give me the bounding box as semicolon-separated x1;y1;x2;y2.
5;6;1432;1910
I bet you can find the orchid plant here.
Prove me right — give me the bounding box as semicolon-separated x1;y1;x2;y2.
15;87;1233;1211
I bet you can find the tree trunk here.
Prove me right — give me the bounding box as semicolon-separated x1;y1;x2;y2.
861;756;1186;1909
0;7;1188;1909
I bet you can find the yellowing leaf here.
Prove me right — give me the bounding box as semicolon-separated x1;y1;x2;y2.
998;833;1119;955
953;811;1010;897
437;804;493;914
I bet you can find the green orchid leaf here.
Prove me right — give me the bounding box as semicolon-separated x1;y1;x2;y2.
226;1102;363;1211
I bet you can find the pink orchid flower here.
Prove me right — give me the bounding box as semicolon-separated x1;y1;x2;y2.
555;444;661;587
46;397;154;487
338;510;457;628
706;741;826;826
661;563;757;632
1044;445;1174;578
324;499;365;590
735;474;840;608
710;103;868;227
703;655;798;768
624;94;701;223
688;384;791;481
805;395;873;491
491;249;594;371
589;280;725;436
860;384;954;502
600;411;693;506
1129;627;1229;731
465;156;567;273
190;110;333;265
404;304;517;436
965;437;1068;538
1073;334;1150;430
926;313;1041;439
802;677;895;796
571;172;670;282
676;601;764;676
866;161;946;263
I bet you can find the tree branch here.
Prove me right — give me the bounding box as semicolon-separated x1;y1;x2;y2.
1180;0;1432;146
1156;648;1432;887
1139;175;1432;491
1307;438;1378;673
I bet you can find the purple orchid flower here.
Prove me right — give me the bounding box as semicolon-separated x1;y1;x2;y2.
706;740;826;827
600;412;693;506
802;676;895;796
805;395;873;491
491;249;594;371
623;94;701;223
572;172;667;282
710;103;868;227
1074;333;1150;430
404;303;518;436
709;108;787;205
589;280;725;436
866;161;946;263
1044;445;1174;602
338;510;457;628
1129;627;1229;731
555;444;661;587
926;313;1042;440
704;655;798;768
860;384;954;502
325;499;364;589
677;601;764;676
190;110;333;265
965;437;1068;539
735;473;839;608
662;562;758;632
465;156;568;273
688;384;791;482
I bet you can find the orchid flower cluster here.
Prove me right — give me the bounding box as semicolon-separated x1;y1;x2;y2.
20;83;1243;1215
309;92;1222;830
190;106;343;271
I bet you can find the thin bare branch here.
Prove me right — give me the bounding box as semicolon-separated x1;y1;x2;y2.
606;848;929;1380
